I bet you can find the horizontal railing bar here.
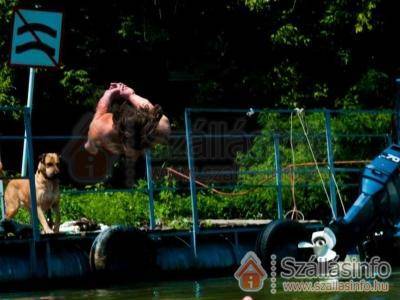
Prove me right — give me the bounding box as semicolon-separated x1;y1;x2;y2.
190;133;388;138
0;133;389;141
0;136;24;140
194;167;363;176
187;108;395;114
148;226;263;238
333;133;389;138
191;134;260;138
60;183;359;195
168;132;391;137
33;136;85;140
191;183;360;189
0;176;29;180
61;188;149;194
0;105;25;111
0;135;86;141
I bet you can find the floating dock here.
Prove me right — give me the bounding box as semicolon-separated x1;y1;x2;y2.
0;220;323;289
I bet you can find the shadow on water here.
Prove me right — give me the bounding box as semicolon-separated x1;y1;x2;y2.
0;271;399;300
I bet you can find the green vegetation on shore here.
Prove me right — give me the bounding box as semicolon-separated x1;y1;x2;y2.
15;107;392;230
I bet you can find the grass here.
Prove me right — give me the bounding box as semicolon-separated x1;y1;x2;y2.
13;185;278;230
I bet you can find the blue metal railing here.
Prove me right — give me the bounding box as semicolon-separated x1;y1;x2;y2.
181;107;397;257
184;109;199;257
0;106;398;260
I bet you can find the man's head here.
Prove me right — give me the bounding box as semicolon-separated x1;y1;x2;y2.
113;102;164;155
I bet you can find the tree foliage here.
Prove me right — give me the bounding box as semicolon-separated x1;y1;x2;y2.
0;0;397;112
1;0;400;221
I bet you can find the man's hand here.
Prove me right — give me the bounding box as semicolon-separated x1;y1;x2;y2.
94;86;121;118
104;86;121;99
109;83;153;110
109;82;135;100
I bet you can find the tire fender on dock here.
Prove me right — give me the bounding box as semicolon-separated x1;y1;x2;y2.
89;226;152;276
256;220;310;270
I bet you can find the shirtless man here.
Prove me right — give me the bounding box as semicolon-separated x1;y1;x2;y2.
84;83;170;159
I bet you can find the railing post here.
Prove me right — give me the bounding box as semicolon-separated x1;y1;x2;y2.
386;133;393;146
273;134;283;220
324;110;337;219
184;108;199;258
23;108;40;276
395;78;400;144
145;149;156;230
0;180;4;219
21;67;36;177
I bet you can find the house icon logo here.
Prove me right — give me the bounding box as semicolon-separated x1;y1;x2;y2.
234;251;267;292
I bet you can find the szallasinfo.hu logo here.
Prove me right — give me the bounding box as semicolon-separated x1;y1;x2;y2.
234;252;392;294
276;255;391;293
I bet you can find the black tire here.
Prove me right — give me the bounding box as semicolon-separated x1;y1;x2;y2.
256;220;311;270
90;226;152;277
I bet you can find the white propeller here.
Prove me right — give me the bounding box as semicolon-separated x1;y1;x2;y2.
298;227;337;262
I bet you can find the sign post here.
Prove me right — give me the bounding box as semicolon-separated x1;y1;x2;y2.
10;8;63;276
21;67;35;177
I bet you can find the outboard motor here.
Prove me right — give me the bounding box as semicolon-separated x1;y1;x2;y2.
328;144;400;259
256;144;400;267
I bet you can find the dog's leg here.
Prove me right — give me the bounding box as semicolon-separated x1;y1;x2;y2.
52;202;61;233
4;186;20;220
37;206;53;234
5;205;18;219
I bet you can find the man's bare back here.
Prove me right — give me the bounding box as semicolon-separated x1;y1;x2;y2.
85;83;170;159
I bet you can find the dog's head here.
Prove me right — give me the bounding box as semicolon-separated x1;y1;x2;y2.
38;153;61;180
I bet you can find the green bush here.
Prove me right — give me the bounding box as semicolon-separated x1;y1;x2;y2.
13;111;394;229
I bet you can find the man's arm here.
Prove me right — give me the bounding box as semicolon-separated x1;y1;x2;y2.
93;87;120;118
85;86;120;154
111;82;152;109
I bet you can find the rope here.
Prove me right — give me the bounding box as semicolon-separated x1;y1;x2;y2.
294;108;336;217
166;159;368;198
287;112;304;221
285;209;304;221
166;167;250;196
330;165;347;216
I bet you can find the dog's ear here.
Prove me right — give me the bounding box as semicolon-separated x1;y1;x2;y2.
38;153;47;164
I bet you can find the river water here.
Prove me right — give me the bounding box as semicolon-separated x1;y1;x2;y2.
0;273;399;300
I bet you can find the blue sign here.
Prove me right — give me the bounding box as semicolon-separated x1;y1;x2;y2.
10;9;63;67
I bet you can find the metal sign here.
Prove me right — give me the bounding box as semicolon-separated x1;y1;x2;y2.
10;9;63;67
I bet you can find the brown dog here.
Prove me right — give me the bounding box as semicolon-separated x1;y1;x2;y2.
3;153;61;234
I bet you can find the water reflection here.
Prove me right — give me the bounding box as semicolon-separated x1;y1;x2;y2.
0;274;399;300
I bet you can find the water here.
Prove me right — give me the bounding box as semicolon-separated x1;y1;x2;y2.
0;275;399;300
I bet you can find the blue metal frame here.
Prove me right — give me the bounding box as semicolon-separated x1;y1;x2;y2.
0;180;4;219
186;107;395;114
395;78;400;144
179;107;398;256
1;105;398;267
23;108;40;276
184;108;199;258
21;68;36;177
324;110;337;219
145;150;156;230
23;109;40;238
273;134;283;220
